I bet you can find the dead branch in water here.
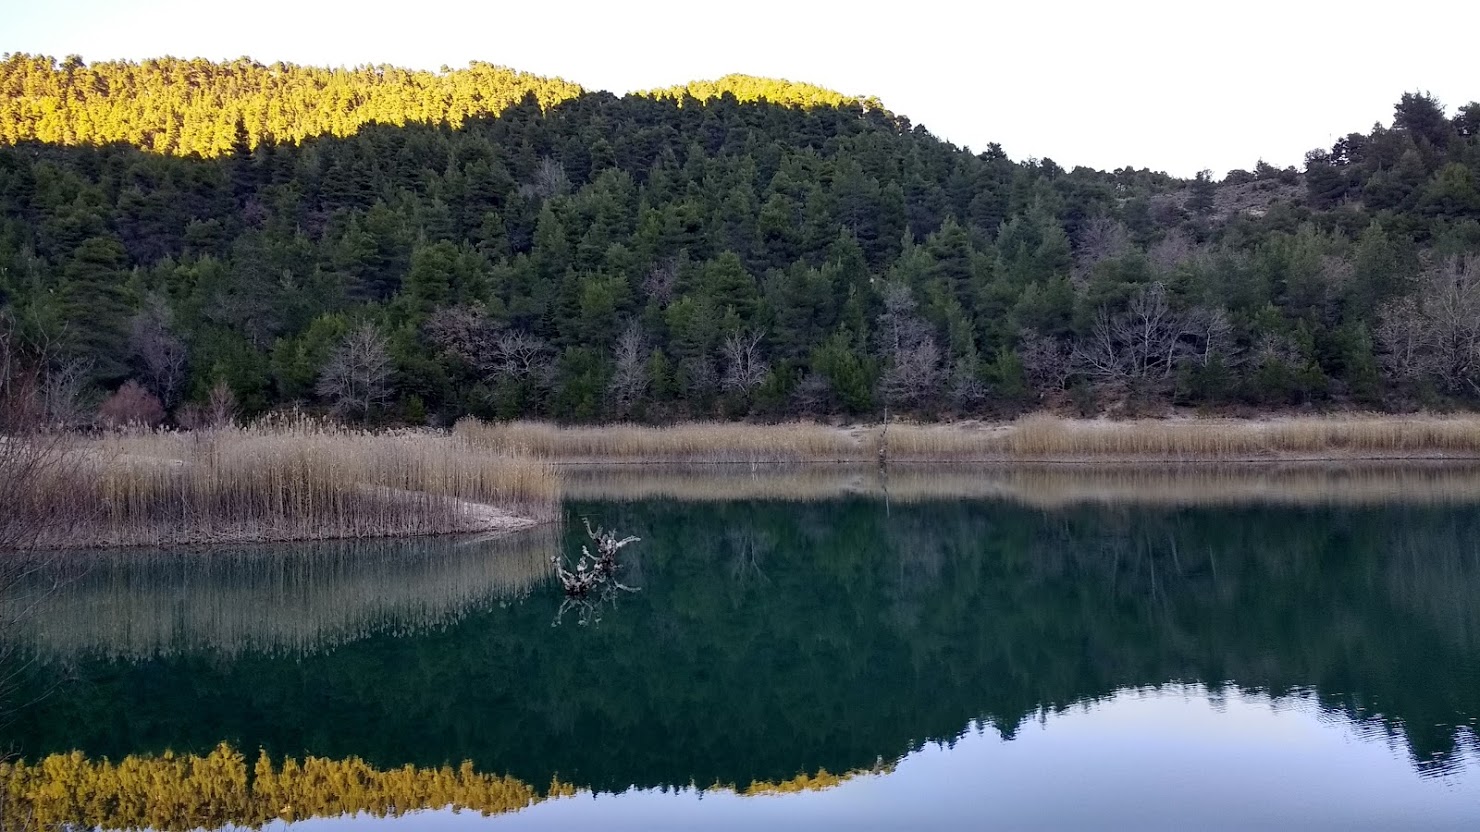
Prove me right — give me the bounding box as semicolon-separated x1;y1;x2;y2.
551;518;641;625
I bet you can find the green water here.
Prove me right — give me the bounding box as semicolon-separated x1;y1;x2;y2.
5;477;1480;828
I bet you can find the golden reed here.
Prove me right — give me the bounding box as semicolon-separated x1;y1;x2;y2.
458;414;1480;464
13;419;560;549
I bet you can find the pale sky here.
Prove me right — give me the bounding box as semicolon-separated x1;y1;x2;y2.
3;0;1476;177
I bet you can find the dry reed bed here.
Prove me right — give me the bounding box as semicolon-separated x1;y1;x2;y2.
459;415;1480;463
2;527;559;659
564;462;1480;508
454;418;860;462
17;423;561;549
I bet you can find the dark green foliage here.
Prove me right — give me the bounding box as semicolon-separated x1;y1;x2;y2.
2;57;1479;421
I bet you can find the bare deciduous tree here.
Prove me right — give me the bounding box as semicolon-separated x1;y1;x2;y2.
879;337;942;407
1147;230;1198;274
425;306;494;368
129;297;188;407
1074;283;1198;382
177;381;237;431
948;357;988;408
679;355;718;395
609;323;648;415
877;282;932;357
519;157;571;200
876;282;941;407
1375;256;1480;393
207;380;238;428
1019;328;1072;392
643;259;680;305
720;329;768;393
317;323;391;420
1376;297;1427;382
1074;217;1131;279
492;331;556;384
0;318;91;553
425;306;556;388
791;372;831;414
40;357;91;430
1187;307;1241;369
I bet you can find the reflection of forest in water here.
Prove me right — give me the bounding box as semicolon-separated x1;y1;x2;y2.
6;493;1480;796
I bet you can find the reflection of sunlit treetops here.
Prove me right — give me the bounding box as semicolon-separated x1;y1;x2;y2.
738;761;894;795
0;746;892;832
0;744;548;831
0;526;558;659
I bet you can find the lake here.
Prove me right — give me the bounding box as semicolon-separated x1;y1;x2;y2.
4;464;1480;830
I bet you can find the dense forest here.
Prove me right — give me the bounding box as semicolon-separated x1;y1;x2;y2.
1;53;1479;424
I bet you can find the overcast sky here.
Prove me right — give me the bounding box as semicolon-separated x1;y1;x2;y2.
5;0;1476;177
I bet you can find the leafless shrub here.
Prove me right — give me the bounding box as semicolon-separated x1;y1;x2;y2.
317;323;392;420
181;380;240;430
876;282;932;357
679;355;718;396
97;380;166;429
720;329;768;393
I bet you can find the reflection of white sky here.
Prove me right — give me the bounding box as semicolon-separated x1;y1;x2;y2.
255;685;1480;832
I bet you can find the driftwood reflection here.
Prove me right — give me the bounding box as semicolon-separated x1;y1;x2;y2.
553;518;641;626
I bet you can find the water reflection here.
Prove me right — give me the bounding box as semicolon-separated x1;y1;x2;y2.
565;460;1480;507
5;686;1474;831
5;475;1480;826
1;528;557;658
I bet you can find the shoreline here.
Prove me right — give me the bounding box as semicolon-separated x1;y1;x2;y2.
561;459;1480;508
544;452;1480;466
15;414;1480;551
456;414;1480;465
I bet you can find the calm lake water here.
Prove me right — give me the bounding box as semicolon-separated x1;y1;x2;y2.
4;465;1480;830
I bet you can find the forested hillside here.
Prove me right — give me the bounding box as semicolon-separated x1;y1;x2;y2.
1;54;1478;425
